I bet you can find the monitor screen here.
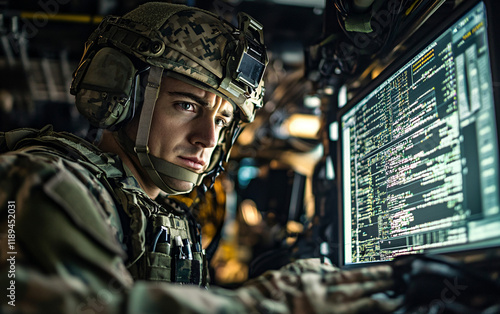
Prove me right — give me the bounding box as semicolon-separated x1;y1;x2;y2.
339;1;500;266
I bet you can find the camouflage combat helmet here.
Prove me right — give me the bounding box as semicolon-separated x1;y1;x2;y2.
70;2;268;194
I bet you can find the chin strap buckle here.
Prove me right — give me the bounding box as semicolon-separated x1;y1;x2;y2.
134;145;150;154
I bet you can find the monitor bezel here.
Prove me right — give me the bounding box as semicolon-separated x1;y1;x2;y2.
335;0;500;269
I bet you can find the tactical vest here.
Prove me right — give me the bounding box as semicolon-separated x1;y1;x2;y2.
0;125;208;287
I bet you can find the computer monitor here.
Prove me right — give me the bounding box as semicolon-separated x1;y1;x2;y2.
337;0;500;267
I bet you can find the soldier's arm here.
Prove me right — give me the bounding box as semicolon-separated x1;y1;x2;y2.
0;152;248;313
0;153;400;313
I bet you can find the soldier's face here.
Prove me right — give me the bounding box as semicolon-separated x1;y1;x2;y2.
147;77;234;191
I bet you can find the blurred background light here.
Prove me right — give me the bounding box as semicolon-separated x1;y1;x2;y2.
283;113;321;139
240;199;262;226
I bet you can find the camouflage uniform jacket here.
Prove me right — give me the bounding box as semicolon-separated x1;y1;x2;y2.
0;126;394;314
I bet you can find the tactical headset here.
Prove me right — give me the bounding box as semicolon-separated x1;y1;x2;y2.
70;2;268;194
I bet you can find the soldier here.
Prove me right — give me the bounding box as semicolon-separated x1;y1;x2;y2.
0;2;402;313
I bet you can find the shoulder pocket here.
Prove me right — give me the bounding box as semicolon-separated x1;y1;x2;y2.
43;167;126;258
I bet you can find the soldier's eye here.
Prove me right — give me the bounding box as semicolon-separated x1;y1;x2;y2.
176;102;196;112
215;117;229;128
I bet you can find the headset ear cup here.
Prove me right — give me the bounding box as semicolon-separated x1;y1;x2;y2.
74;47;138;129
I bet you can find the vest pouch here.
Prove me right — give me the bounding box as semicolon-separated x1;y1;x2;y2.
191;252;203;285
147;251;172;282
173;258;192;284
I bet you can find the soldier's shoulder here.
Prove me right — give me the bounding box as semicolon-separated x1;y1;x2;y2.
0;136;112;212
0;130;126;257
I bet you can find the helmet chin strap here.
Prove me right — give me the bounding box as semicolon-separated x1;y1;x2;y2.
130;66;205;195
